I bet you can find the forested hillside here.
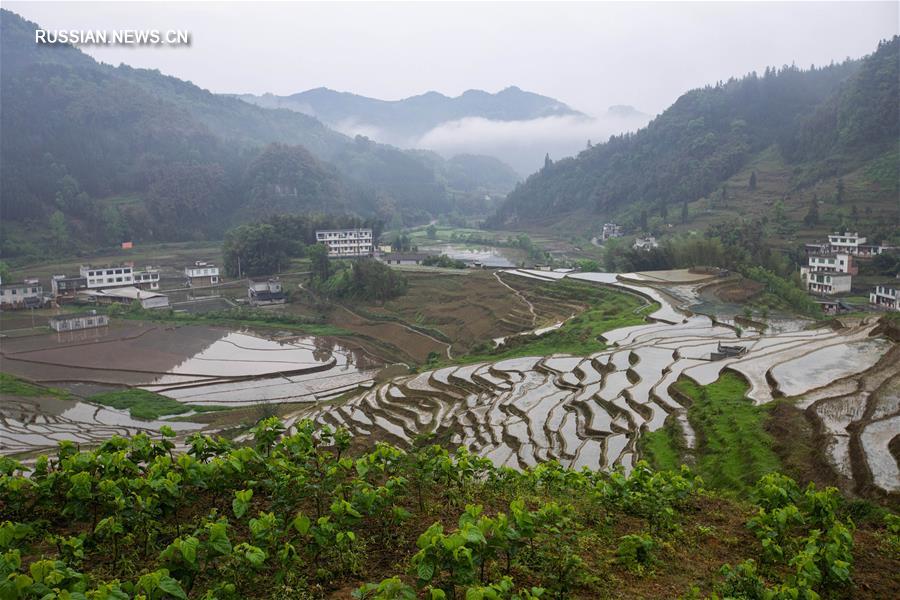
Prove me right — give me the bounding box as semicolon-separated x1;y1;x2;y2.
0;10;516;259
489;37;900;236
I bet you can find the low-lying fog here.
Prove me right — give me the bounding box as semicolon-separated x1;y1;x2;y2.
332;110;652;175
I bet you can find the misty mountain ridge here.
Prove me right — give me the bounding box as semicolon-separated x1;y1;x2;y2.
236;86;650;174
235;85;583;139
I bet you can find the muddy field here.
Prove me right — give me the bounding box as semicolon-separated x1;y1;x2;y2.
267;270;588;363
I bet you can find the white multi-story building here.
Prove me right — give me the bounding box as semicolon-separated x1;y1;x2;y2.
79;265;134;289
824;231;889;257
827;231;866;253
806;272;852;296
185;262;220;287
801;251;856;295
315;229;373;257
801;253;855;277
600;223;622;241
869;285;899;311
133;267;160;290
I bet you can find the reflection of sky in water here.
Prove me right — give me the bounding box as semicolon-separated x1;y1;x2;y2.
150;331;379;380
142;330;382;406
772;339;891;397
421;243;517;267
167;332;333;376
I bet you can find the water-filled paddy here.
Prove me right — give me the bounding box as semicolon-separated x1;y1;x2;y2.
1;324;381;453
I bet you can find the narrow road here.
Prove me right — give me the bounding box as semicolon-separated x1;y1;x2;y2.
493;271;537;326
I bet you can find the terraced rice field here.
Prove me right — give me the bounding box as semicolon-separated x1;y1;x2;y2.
285;269;898;495
0;395;200;455
0;325;381;454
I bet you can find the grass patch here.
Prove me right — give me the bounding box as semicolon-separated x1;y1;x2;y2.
674;372;781;492
88;388;227;421
109;305;355;338
0;373;69;398
640;419;684;472
456;281;655;364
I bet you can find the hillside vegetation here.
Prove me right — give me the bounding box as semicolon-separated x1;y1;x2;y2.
489;37;899;240
0;10;517;260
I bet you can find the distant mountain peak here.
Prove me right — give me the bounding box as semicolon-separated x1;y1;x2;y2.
607;104;647;118
236;85;583;162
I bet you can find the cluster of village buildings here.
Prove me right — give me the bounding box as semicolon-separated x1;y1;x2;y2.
2;228;896;330
800;231;898;312
599;222;659;251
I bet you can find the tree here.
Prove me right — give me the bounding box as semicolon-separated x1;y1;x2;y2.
639;210;648;231
0;261;11;284
804;195;819;226
850;204;859;223
49;210;69;251
749;171;757;190
720;185;728;208
681;201;689;225
659;203;668;220
835;178;844;205
426;224;437;239
774;199;786;222
308;243;331;282
544;153;553;169
222;223;289;277
391;233;412;252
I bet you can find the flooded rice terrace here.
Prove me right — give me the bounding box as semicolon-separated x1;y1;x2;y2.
283;268;898;495
1;325;380;455
2;269;897;495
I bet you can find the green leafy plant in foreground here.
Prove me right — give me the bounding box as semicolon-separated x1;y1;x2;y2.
0;419;884;599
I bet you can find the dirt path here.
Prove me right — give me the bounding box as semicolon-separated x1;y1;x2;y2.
493;271;537;326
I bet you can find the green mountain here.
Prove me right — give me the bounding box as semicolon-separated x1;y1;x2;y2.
237;86;582;141
0;10;517;257
489;37;899;242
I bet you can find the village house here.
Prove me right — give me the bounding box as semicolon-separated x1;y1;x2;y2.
806;272;852;296
800;250;856;296
814;298;852;316
315;228;373;257
50;275;88;302
633;236;659;251
49;311;109;332
79;265;134;289
810;231;894;257
0;278;45;310
600;223;623;241
184;262;220;287
0;279;44;309
133;267;161;290
802;252;857;275
79;287;170;309
869;285;899;311
248;278;286;306
377;252;429;266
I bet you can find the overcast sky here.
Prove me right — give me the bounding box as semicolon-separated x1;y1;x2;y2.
6;1;898;115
